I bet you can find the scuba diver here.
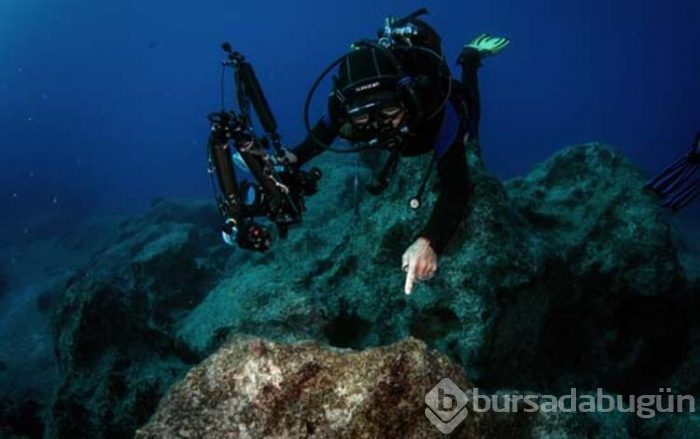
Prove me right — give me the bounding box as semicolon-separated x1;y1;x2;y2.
646;132;700;212
206;9;509;295
284;11;509;294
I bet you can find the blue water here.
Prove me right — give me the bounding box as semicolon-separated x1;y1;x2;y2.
2;0;699;229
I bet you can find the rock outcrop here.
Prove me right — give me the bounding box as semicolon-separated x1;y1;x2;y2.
46;201;230;437
136;337;480;438
0;396;45;438
44;143;699;437
177;143;694;395
137;336;699;438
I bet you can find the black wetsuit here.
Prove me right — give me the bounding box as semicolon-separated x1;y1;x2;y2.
292;49;483;254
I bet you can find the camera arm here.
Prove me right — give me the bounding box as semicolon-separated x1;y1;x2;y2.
206;44;323;252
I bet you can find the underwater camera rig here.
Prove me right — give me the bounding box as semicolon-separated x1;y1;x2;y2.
206;43;321;252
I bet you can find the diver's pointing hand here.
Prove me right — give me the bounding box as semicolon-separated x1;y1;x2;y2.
402;237;438;295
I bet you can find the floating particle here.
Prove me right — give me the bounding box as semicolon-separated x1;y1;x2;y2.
11;192;18;198
52;196;58;204
17;67;23;73
24;227;29;234
26;116;33;122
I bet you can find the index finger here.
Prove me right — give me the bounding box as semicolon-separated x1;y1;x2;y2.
404;260;417;295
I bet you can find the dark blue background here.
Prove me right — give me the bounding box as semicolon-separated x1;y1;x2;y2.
2;0;699;230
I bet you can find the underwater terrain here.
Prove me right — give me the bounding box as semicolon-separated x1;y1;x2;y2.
0;140;698;437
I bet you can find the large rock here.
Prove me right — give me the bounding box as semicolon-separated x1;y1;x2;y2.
505;144;679;295
486;145;692;392
139;336;686;438
46;200;231;438
136;337;481;438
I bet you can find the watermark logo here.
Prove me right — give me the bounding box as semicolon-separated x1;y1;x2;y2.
425;378;469;434
425;379;697;434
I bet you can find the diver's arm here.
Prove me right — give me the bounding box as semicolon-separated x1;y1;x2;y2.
418;138;471;254
290;114;339;166
457;35;509;143
291;94;344;166
402;139;469;294
458;47;482;143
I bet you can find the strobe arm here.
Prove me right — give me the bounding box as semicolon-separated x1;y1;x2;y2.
222;43;283;152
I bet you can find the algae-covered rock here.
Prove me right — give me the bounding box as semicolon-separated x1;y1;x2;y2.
0;396;45;438
136;337;481;438
484;144;692;392
46;200;229;438
47;144;698;437
140;336;695;438
505;144;680;295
